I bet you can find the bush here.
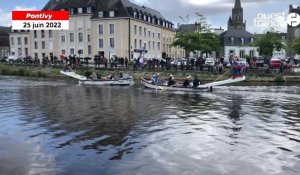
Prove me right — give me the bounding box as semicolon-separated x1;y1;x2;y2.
274;76;285;83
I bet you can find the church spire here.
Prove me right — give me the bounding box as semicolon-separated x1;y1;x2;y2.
234;0;241;9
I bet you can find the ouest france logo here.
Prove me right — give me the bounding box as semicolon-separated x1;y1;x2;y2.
254;11;300;28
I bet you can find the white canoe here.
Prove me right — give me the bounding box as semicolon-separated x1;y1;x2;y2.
60;70;134;86
141;76;246;92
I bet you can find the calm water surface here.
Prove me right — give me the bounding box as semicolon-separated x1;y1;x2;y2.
0;76;300;175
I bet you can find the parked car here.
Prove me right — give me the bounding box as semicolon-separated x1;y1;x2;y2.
256;56;265;67
7;56;18;63
270;59;291;69
205;58;215;66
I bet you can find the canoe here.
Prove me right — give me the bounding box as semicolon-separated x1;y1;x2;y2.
60;70;134;86
141;76;246;92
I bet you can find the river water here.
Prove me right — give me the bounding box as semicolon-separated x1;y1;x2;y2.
0;76;299;175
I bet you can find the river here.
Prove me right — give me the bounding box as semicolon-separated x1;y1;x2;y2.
0;76;299;175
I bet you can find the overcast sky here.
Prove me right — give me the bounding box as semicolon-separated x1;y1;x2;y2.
1;0;300;33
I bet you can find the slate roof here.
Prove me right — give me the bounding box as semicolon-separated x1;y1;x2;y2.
43;0;166;20
0;26;10;47
220;28;254;38
177;24;197;33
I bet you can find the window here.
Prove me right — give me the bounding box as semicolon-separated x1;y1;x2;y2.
87;7;92;13
87;34;91;42
241;37;244;45
158;19;160;25
134;25;137;35
157;42;161;50
69;8;74;14
61;50;66;55
69;20;74;30
98;11;103;18
239;50;245;58
61;35;65;43
24;37;28;45
139;26;142;36
144;28;146;37
139;13;142;20
70;33;74;43
34;42;38;49
78;20;83;30
99;39;103;48
148;41;151;50
11;38;14;45
98;24;103;35
34;53;38;58
78;8;82;14
230;37;234;45
25;48;28;56
148;31;151;38
153;32;155;39
88;45;92;55
49;30;52;38
78;33;83;43
144;15;147;21
109;24;114;35
282;35;286;40
110;38;115;48
17;37;21;45
34;31;37;38
42;41;45;49
109;11;115;17
250;38;254;43
153;41;155;50
11;52;15;56
134;39;137;48
158;33;161;40
42;53;46;58
134;12;137;18
148;17;151;23
41;30;45;38
144;42;146;49
139;40;142;49
70;48;74;55
249;50;254;58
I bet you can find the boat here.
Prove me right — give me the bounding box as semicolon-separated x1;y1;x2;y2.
141;76;246;92
60;70;134;86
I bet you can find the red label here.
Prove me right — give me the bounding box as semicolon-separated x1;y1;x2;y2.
12;11;69;20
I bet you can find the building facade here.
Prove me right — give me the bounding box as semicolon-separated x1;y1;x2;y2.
220;0;258;58
9;0;185;61
0;26;10;58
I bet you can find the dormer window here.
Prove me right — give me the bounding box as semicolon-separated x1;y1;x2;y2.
134;12;137;18
144;15;147;21
250;38;254;43
148;17;151;23
157;19;160;25
139;13;142;20
87;7;92;13
231;37;234;45
69;8;74;15
78;8;82;14
98;11;103;18
109;11;115;17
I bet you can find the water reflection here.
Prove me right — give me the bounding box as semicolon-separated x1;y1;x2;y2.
0;76;300;175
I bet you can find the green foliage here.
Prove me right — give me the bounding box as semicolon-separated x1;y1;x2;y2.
174;13;221;55
172;32;221;54
274;76;285;83
251;31;284;57
291;37;300;53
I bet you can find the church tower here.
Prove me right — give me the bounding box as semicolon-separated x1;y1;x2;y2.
228;0;246;30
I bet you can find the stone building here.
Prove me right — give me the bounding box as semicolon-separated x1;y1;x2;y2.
220;0;258;58
9;0;185;61
0;26;10;58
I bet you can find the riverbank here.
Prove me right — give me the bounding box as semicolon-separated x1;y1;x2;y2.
0;63;300;83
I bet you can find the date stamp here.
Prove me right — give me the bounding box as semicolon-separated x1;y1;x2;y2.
12;11;69;30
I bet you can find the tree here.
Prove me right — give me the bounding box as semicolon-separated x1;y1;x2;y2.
291;37;300;54
173;13;221;56
251;31;283;58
